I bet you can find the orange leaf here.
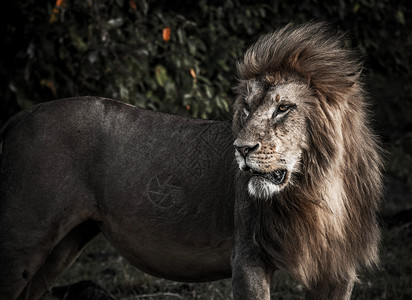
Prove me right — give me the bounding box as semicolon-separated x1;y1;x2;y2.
163;27;171;42
40;79;57;97
56;0;65;7
129;0;137;10
49;0;66;23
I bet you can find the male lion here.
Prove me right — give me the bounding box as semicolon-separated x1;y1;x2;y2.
0;22;382;300
231;22;383;299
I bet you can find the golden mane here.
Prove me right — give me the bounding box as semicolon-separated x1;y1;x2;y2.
237;22;362;106
233;22;384;291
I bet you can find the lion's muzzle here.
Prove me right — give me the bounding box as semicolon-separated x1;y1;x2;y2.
233;141;260;171
234;143;259;159
234;139;291;198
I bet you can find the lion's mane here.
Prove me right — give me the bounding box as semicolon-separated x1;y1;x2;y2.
233;22;383;290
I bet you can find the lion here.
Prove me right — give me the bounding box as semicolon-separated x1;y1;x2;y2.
0;22;382;300
231;22;383;299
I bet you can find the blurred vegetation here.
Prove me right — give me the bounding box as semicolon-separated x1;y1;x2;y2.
1;0;410;121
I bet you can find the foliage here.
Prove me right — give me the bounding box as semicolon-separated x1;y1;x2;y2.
1;0;411;124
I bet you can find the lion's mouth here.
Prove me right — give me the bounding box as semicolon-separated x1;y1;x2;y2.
252;169;287;185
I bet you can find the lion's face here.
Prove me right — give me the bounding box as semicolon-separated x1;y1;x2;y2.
233;78;312;199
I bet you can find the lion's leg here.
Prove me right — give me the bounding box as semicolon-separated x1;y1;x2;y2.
232;180;275;300
0;200;95;299
0;220;58;299
305;280;354;300
231;255;274;300
18;220;100;300
0;231;55;299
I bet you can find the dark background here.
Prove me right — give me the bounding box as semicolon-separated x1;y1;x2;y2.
1;0;411;299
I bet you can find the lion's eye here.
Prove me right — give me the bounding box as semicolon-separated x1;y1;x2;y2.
278;104;290;113
273;104;295;119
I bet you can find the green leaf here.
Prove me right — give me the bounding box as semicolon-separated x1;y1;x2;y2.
204;85;214;98
396;10;405;25
188;41;197;55
154;65;168;87
69;28;88;52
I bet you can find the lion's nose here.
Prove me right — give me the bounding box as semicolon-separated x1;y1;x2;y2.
234;143;260;158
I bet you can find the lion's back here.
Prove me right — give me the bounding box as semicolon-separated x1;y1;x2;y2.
0;96;236;219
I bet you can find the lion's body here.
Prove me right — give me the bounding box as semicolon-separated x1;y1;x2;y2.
0;98;234;299
0;22;382;300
